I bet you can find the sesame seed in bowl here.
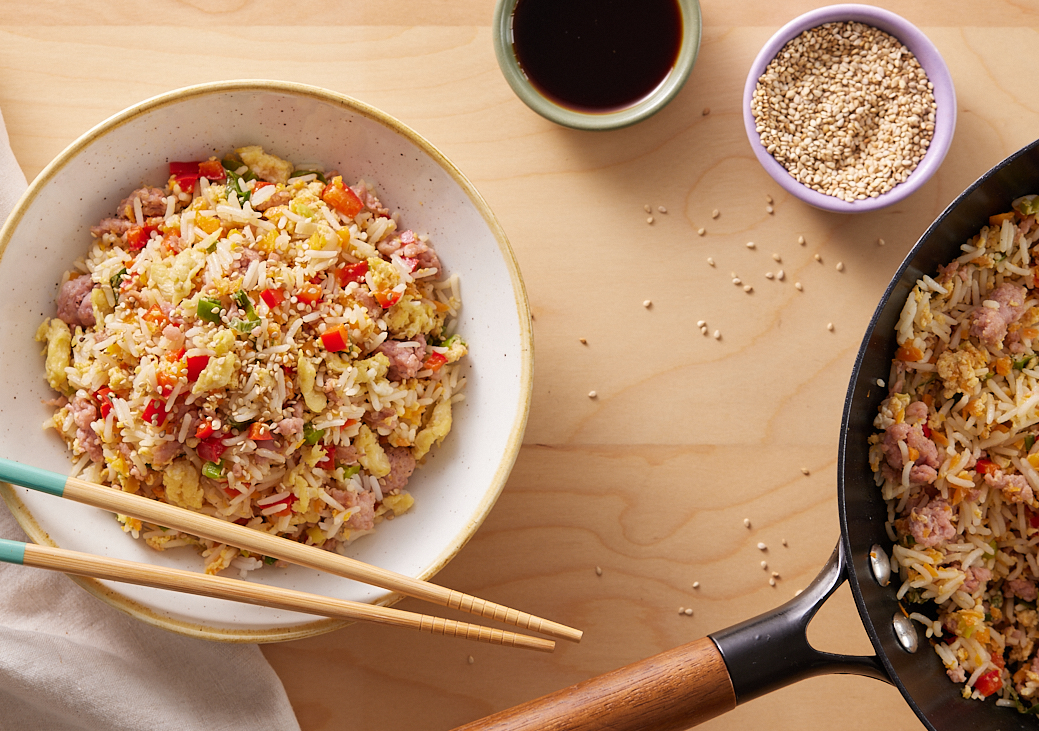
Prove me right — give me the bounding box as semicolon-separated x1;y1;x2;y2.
742;4;955;213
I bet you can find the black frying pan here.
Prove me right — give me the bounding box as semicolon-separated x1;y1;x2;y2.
453;138;1039;731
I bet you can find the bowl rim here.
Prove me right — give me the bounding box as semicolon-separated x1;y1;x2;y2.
0;79;534;643
741;3;957;213
492;0;703;131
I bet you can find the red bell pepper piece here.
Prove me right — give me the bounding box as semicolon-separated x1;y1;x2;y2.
334;261;368;287
259;288;284;309
94;387;116;419
197;436;227;463
125;224;157;251
194;419;215;440
247;422;273;441
320;324;350;352
142;398;167;426
974;669;1002;697
198;159;226;181
976;458;997;475
425;351;448;372
186;354;211;382
374;290;402;308
321;176;364;218
296;282;323;305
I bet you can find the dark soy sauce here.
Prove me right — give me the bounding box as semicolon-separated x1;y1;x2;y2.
510;0;683;113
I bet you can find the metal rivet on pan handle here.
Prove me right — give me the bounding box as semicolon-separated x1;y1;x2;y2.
869;544;891;587
892;613;919;653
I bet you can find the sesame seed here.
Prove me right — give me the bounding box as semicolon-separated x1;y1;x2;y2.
596;566;603;576
795;589;803;596
777;270;785;281
644;204;651;213
678;607;686;614
757;542;767;551
765;272;774;280
713;330;721;340
579;337;587;344
801;467;810;475
468;656;475;664
827;322;834;331
761;561;768;569
700;327;709;336
732;277;742;285
795;282;803;291
658;206;667;214
766;205;774;214
696;320;706;327
698;228;706;236
769;578;777;587
702;107;710;116
744;518;751;528
836;262;845;272
878;238;886;246
684;608;693;616
772;571;780;578
743;285;753;293
693;581;701;589
782;539;788;547
772;253;781;262
814;253;822;262
712;209;720;219
588;391;597;398
765;194;773;204
746;241;755;249
798;235;806;245
647;216;654;224
643;300;652;308
877;378;886;387
707;257;715;266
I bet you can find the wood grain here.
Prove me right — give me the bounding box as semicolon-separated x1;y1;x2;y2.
2;1;1039;730
450;637;735;731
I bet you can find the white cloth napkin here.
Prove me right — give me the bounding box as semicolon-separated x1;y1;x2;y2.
0;110;301;731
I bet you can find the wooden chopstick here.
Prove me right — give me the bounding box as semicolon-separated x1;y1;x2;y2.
0;458;582;642
0;537;555;652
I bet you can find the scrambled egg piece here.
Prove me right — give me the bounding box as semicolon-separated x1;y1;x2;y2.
163;458;202;510
36;318;71;393
355;424;390;477
936;343;987;398
384;295;438;340
297;354;327;413
90;287;113;324
354;353;389;384
367;256;401;293
381;492;414;515
192;352;237;394
149;247;206;305
414;399;452;460
236;145;293;185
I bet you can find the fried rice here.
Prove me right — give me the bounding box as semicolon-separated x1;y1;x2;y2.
36;145;467;577
870;195;1039;711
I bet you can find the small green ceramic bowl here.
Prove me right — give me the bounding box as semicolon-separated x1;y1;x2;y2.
492;0;702;131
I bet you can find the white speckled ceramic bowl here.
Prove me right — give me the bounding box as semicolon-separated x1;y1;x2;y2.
0;80;532;642
743;4;956;213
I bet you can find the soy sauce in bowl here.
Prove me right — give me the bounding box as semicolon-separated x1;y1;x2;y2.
510;0;683;113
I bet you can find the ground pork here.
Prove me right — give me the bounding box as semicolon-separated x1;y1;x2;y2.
970;282;1028;347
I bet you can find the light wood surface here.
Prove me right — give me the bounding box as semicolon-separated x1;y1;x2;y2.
20;542;556;652
3;1;1039;729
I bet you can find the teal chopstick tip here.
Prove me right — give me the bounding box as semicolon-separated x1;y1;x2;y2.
0;457;66;497
0;538;26;566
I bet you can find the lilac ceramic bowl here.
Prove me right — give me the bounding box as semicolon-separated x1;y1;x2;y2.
742;4;956;213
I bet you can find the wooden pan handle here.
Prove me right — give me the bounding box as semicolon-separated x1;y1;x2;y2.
451;637;736;731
